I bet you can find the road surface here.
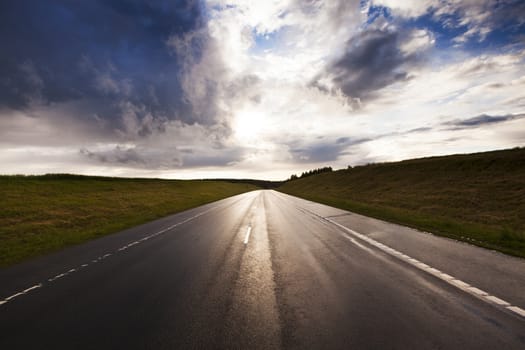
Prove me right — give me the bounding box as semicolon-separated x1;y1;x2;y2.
1;190;524;349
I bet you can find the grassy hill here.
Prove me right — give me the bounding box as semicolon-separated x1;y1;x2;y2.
0;175;258;267
279;148;525;258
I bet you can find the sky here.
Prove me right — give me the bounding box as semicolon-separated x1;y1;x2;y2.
1;0;524;180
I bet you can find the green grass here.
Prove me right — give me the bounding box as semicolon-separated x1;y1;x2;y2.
279;148;525;258
0;174;258;267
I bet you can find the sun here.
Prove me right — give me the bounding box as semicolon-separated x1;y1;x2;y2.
233;109;265;142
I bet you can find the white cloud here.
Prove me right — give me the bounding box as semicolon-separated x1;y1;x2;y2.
373;0;524;44
400;29;435;55
372;0;435;18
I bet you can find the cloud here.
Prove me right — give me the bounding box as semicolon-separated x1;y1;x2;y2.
313;23;433;102
0;0;207;133
372;0;525;44
371;0;435;18
80;145;182;168
77;118;246;170
444;113;525;130
287;137;371;163
79;142;245;170
434;0;525;43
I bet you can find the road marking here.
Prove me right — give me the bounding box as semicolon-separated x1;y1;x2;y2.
468;286;488;296
244;226;252;245
0;197;243;309
313;213;525;320
23;284;42;293
449;279;470;289
1;284;42;304
53;273;66;280
5;292;24;301
507;306;525;318
342;235;374;253
486;295;510;306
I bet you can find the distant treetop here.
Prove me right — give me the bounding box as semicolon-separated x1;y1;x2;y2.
288;166;332;181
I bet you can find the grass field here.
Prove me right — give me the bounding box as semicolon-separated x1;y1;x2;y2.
279;148;525;258
0;175;257;267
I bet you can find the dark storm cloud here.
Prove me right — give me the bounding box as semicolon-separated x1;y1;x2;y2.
181;149;245;167
313;25;428;101
444;113;525;130
0;0;210;131
289;137;370;163
333;29;406;98
80;146;182;169
405;127;433;134
80;143;244;169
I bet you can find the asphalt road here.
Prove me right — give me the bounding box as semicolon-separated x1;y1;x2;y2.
0;190;524;349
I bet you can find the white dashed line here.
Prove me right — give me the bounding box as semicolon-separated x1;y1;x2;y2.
23;284;42;293
1;284;42;304
244;226;252;245
315;214;525;320
4;292;25;301
53;273;66;280
0;202;229;309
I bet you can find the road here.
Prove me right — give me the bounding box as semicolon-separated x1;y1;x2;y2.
0;190;524;349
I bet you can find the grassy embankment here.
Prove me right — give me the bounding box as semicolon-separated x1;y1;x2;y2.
279;148;525;258
0;175;258;267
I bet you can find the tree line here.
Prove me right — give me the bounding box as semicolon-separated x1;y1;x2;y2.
288;166;333;181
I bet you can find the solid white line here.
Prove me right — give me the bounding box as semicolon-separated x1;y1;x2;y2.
320;215;525;319
486;295;510;306
507;306;525;318
468;286;489;296
244;226;252;245
0;300;7;306
426;267;441;274
438;273;454;280
449;279;471;290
